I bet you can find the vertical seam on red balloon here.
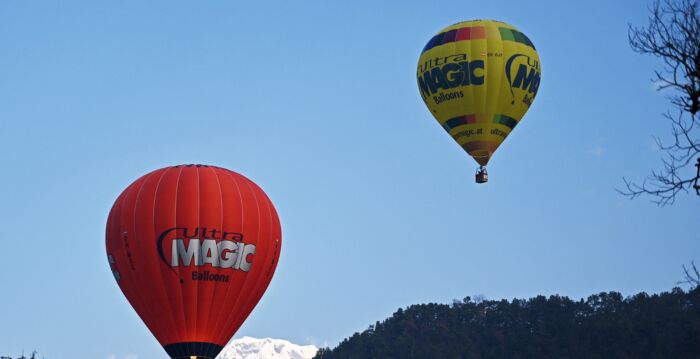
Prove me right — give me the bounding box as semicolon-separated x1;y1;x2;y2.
257;182;279;316
197;166;222;350
209;168;244;343
255;181;279;330
193;166;202;344
121;175;149;323
209;166;225;355
237;178;264;334
108;190;145;341
111;183;150;350
232;177;264;337
205;166;225;345
216;170;256;340
248;182;279;325
224;177;269;339
172;165;188;344
193;166;205;357
253;183;276;297
118;181;141;310
130;170;160;340
150;166;179;345
264;186;280;282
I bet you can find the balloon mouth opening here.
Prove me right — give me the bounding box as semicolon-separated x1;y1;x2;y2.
163;341;224;359
469;150;492;166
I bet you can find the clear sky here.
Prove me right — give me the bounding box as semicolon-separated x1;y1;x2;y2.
0;1;698;358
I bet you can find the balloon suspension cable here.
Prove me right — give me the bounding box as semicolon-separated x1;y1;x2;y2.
475;166;488;184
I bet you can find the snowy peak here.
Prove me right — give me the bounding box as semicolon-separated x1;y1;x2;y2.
217;337;318;359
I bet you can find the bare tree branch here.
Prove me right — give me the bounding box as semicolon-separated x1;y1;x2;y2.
621;0;700;205
677;260;700;288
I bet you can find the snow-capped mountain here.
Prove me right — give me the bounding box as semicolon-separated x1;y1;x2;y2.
217;337;318;359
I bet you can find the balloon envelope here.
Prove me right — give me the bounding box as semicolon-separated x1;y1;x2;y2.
106;164;281;359
417;19;541;166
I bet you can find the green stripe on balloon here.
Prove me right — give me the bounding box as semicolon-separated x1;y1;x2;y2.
493;114;518;129
498;28;536;50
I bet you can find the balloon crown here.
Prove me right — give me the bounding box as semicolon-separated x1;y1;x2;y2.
174;164;216;168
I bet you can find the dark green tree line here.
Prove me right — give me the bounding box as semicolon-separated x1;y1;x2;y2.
315;287;700;359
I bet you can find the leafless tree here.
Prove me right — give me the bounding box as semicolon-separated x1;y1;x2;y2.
621;0;700;205
678;261;700;288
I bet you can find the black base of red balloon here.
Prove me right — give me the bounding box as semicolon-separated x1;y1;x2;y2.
163;341;224;359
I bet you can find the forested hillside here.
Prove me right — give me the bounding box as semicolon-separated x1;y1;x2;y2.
315;287;700;359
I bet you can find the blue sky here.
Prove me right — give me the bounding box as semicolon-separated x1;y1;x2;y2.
0;0;698;358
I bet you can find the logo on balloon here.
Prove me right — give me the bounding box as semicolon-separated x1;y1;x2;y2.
157;227;256;279
505;53;541;106
417;53;485;102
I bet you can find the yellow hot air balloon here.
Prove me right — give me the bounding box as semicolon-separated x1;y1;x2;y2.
417;19;541;183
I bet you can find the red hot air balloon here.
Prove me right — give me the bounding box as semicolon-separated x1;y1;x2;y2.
106;164;281;359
